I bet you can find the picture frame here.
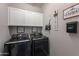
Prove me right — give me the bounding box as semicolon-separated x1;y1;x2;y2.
17;26;25;33
63;3;79;20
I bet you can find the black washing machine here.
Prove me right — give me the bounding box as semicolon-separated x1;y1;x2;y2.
30;33;49;56
4;33;31;56
3;33;49;56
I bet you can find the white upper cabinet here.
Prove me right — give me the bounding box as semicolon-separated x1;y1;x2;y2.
25;11;43;26
25;10;32;26
8;7;25;26
14;8;25;26
8;7;43;27
32;12;43;26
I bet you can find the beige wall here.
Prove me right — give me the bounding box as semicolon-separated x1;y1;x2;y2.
0;3;10;55
42;3;79;56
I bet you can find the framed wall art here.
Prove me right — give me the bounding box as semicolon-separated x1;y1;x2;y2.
17;26;25;33
63;3;79;19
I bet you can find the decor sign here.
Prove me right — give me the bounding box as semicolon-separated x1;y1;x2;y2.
64;4;79;19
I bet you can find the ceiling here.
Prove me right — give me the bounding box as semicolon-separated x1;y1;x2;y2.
28;3;44;7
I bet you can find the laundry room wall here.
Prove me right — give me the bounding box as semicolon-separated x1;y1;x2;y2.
42;3;79;56
0;3;10;55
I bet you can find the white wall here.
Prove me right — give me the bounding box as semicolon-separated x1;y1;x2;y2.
0;3;10;55
42;3;79;56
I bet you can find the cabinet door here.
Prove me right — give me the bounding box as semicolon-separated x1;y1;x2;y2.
8;7;16;26
25;10;31;26
29;11;37;26
25;11;42;26
14;8;25;26
34;12;43;26
29;12;43;26
26;11;43;26
8;7;25;26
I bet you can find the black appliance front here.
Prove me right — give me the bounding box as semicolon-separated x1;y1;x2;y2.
66;21;77;33
4;33;49;56
31;36;49;56
4;40;31;56
4;33;31;56
10;41;31;56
